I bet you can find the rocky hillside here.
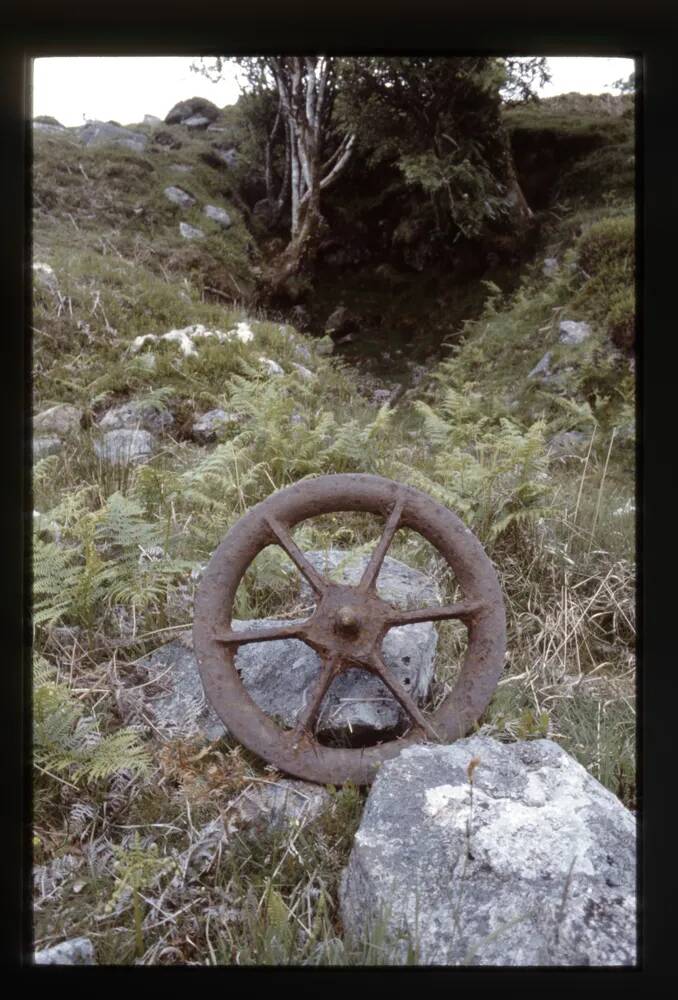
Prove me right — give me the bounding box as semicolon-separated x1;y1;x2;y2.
32;92;635;965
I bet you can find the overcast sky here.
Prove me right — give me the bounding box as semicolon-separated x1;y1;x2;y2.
31;56;635;128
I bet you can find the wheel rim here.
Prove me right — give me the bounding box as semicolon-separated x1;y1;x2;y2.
193;473;506;785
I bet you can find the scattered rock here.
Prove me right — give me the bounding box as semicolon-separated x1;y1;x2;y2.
136;353;157;371
94;429;154;465
78;121;148;154
33;436;63;461
98;399;174;435
210;146;238;168
291;362;314;380
227;322;254;343
33;262;59;294
543;257;559;277
165;97;219;126
179;222;205;241
528;352;553;380
547;430;589;459
203;204;232;228
559;319;592;346
259;356;284;376
227;780;332;834
140;550;440;742
169;163;193;173
143;114;162;126
192;409;243;444
325;305;358;339
339;736;636;966
163;186;196;208
316;335;334;356
34;937;96;965
33;403;83;436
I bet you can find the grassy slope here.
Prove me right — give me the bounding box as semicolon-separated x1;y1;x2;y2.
32;98;635;964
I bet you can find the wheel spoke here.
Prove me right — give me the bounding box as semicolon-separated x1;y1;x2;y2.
266;516;327;595
386;601;480;627
292;654;341;738
213;622;304;646
368;652;440;742
358;493;405;593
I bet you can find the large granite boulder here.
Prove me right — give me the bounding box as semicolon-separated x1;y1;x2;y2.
165;97;219;126
132;551;441;743
339;737;636;966
77;121;148;153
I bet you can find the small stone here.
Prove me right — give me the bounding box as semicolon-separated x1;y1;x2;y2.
559;320;592;346
169;163;193;173
98;400;174;435
33;436;62;460
228;780;332;834
33;262;59;293
211;146;238;168
259;357;284;376
93;429;154;465
543;257;559;277
203;204;232;228
164;186;196;208
33;403;83;436
179;222;205;240
34;937;95;965
528;352;553;380
547;430;589;458
192;409;243;444
291;362;314;380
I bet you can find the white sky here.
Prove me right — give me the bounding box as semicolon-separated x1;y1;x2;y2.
31;56;635;128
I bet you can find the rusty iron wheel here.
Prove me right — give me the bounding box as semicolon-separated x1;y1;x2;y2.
193;473;506;785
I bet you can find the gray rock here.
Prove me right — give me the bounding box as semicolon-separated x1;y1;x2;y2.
170;163;193;173
98;399;174;435
291;362;314;380
203;204;232;228
559;320;592;346
93;429;154;465
33;262;59;293
165;97;219;126
192;409;243;443
528;352;553;380
164;185;196;208
259;356;284;376
212;146;238;168
33;115;65;128
179;222;205;240
33;403;82;436
184;115;211;129
143;114;162;126
78;121;147;153
339;737;636;966
34;936;96;965
139;551;441;742
315;336;334;356
33;436;63;461
325;305;358;338
227;779;332;834
543;257;559;277
547;430;589;458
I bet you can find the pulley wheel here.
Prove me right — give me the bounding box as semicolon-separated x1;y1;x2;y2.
193;473;506;785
